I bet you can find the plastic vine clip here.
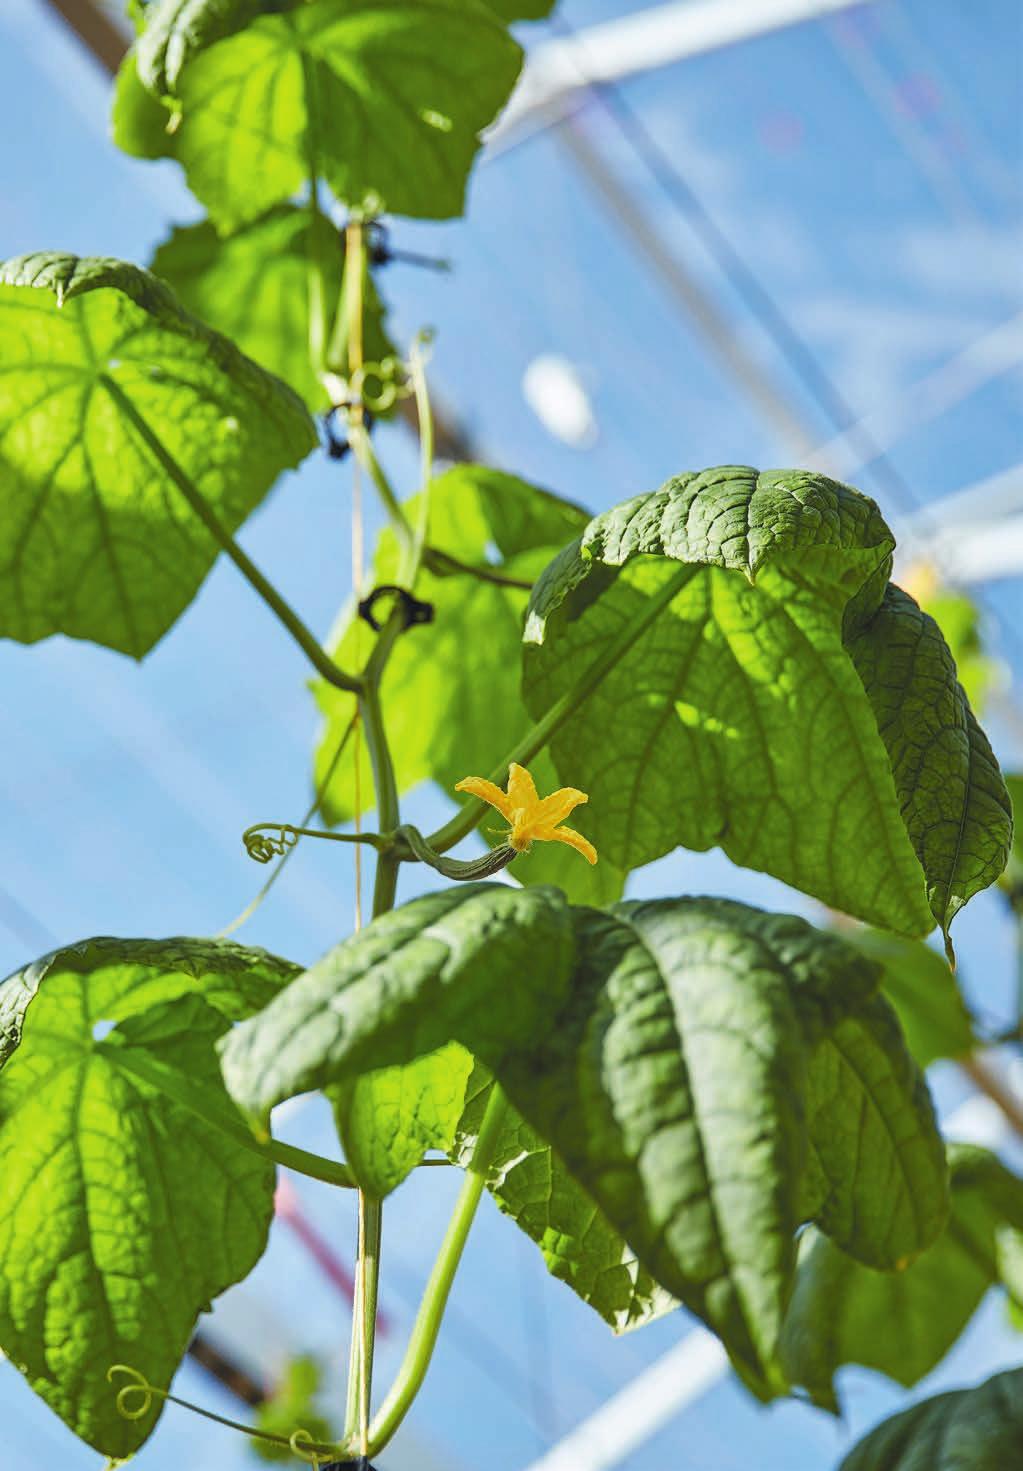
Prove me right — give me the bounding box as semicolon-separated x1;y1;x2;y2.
357;585;434;634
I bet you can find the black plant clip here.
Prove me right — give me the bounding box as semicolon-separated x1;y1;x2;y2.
358;584;434;634
318;1461;377;1470
321;407;375;461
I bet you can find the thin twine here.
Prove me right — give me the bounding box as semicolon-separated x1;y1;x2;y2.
347;218;366;936
344;217;371;1460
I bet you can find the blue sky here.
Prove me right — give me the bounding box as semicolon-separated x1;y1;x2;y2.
0;1;1021;1468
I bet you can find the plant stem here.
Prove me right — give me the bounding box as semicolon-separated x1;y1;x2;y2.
343;571;405;1447
368;1085;510;1456
104;1045;358;1190
327;213;365;381
404;336;434;587
426;561;700;854
98;376;361;695
423;546;535;591
301;57;329;378
350;420;414;555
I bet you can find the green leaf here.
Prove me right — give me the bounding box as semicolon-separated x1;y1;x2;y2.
0;937;297;1456
484;0;556;17
221;882;576;1119
452;1066;678;1332
916;580;999;714
495;900;946;1393
151;206;394;411
222;889;946;1394
781;1146;1023;1409
314;466;615;900
0;252;316;657
157;0;523;229
1006;773;1023;867
839;927;974;1067
111;48;178;159
524;467;1011;940
847;584;1010;947
135;0;273;97
333;1043;473;1197
839;1369;1023;1471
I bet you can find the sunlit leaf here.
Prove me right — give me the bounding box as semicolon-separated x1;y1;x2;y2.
314;466;617;899
140;0;523;228
0;937;297;1456
151;206;394;411
525;467;1011;940
135;0;272;97
0;253;316;656
453;1066;678;1333
221;888;946;1394
333;1043;473;1196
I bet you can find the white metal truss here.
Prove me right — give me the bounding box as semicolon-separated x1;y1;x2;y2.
489;0;878;149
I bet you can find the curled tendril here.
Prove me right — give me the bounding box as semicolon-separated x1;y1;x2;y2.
289;1427;328;1466
108;1364;158;1421
243;824;300;864
350;356;411;413
108;1363;345;1461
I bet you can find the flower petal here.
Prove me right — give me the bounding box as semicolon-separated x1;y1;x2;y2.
506;762;540;812
535;786;588;826
537;823;598;865
455;776;513;819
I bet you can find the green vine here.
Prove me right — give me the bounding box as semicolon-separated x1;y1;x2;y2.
0;4;1017;1469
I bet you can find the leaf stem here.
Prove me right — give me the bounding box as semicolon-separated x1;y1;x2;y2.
350;420;414;554
404;335;434;586
105;1045;357;1190
368;1084;510;1456
426;561;701;854
423;546;535;591
301;57;329;378
98;376;361;695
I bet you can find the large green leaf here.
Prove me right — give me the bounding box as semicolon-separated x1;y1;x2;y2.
1006;773;1023;871
847;584;1009;945
485;1;556;17
0;937;297;1456
840;927;974;1068
524;467;1012;941
222;889;947;1393
151;206;393;411
135;0;273;97
332;1043;473;1197
111;48;178;159
781;1146;1023;1410
221;883;576;1118
133;0;522;229
0;253;316;657
314;466;618;902
452;1066;678;1333
839;1369;1023;1471
910;576;999;714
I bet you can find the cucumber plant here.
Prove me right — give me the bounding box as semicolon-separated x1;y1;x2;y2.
0;1;1018;1466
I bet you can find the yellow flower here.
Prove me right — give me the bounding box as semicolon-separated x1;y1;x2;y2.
455;762;598;865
